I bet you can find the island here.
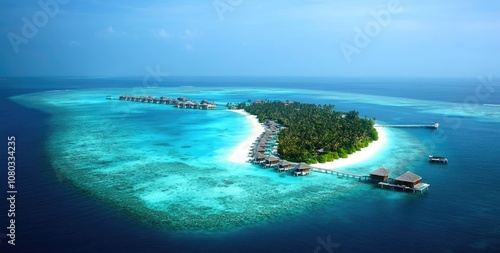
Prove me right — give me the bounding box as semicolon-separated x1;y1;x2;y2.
230;100;378;164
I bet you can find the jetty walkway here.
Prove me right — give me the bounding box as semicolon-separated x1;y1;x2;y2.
310;167;369;181
375;122;439;129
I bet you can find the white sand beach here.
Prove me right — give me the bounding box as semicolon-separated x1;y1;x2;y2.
309;127;388;170
228;110;265;163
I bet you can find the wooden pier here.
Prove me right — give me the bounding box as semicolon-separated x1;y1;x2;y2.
375;122;439;129
310;167;369;181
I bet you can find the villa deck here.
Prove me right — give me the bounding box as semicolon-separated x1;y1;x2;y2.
378;182;430;193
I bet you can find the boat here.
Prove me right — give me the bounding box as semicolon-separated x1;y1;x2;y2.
429;155;448;164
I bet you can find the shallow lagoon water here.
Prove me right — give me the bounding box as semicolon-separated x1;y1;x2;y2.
10;86;497;232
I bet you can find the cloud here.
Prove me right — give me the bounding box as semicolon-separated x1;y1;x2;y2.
96;26;125;37
153;29;170;38
106;26;114;33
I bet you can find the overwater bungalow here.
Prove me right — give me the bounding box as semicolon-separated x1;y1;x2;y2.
253;153;266;164
293;162;311;176
370;167;391;182
394;171;422;188
201;102;216;110
277;160;293;172
185;101;194;108
255;147;266;155
177;101;186;108
178;96;189;102
264;156;280;167
257;142;268;148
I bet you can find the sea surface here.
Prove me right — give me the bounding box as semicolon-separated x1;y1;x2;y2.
0;77;499;252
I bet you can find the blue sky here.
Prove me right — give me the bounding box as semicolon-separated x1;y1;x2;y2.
1;0;500;77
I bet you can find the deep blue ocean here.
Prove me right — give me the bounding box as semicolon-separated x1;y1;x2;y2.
1;77;499;253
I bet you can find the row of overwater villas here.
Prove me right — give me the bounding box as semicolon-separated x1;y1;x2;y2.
118;95;217;109
249;120;311;176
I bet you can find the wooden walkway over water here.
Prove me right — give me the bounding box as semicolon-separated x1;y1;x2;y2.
375;123;439;129
310;167;430;194
310;167;369;181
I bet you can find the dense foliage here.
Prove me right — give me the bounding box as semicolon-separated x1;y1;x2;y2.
236;101;378;164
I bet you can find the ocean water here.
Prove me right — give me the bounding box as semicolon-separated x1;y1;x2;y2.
1;77;499;252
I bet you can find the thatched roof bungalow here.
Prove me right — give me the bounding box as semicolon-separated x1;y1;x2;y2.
394;171;422;188
293;162;311;176
277;160;293;172
253;153;266;163
370;167;391;182
264;156;280;167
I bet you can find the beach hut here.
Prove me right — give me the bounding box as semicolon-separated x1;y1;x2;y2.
370;168;391;182
277;160;293;172
264;156;280;167
253;99;262;105
293;162;311;176
394;171;422;188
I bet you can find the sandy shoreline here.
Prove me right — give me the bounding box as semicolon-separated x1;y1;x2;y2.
228;110;265;163
309;127;387;170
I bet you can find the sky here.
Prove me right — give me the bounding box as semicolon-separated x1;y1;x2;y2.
1;0;500;77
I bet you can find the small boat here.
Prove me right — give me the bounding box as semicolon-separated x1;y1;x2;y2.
429;155;448;164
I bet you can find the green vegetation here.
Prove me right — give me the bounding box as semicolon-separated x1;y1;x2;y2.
235;100;378;164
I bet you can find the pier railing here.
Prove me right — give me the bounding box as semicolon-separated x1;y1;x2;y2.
310;167;369;181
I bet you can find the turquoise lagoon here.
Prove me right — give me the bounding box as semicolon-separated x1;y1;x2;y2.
11;86;499;232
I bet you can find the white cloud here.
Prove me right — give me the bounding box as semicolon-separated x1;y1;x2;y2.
96;26;125;37
153;29;170;38
106;26;114;33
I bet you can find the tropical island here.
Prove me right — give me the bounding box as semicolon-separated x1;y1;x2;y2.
230;100;378;164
